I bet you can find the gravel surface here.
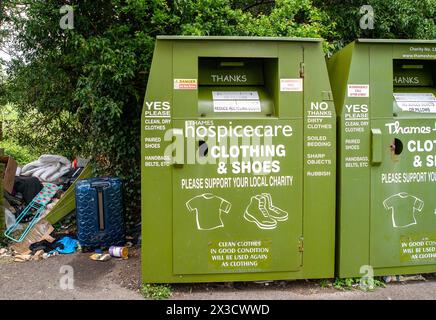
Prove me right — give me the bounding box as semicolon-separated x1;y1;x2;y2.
0;247;143;300
2;247;436;300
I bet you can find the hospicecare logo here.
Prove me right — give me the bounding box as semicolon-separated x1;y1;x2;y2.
185;123;293;143
385;121;432;135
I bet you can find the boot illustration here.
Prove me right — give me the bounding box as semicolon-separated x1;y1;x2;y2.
244;195;277;230
262;193;288;221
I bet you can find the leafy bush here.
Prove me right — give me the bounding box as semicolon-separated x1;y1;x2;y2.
0;139;38;165
313;0;435;53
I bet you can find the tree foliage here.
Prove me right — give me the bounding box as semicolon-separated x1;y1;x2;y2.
0;0;434;224
314;0;435;51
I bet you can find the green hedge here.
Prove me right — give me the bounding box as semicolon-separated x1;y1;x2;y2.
0;139;38;165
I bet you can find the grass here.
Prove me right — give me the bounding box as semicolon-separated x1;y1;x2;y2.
319;279;331;288
141;284;172;300
318;277;387;291
330;277;386;291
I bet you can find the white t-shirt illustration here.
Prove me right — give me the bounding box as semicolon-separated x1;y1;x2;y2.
186;193;231;230
383;192;424;228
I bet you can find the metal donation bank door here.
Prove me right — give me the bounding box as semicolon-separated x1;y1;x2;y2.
142;36;336;283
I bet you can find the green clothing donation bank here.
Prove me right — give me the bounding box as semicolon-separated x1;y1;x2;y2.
328;39;436;278
142;36;336;283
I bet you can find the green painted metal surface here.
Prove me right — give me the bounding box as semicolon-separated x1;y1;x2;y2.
328;39;436;278
46;163;93;224
142;36;336;283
